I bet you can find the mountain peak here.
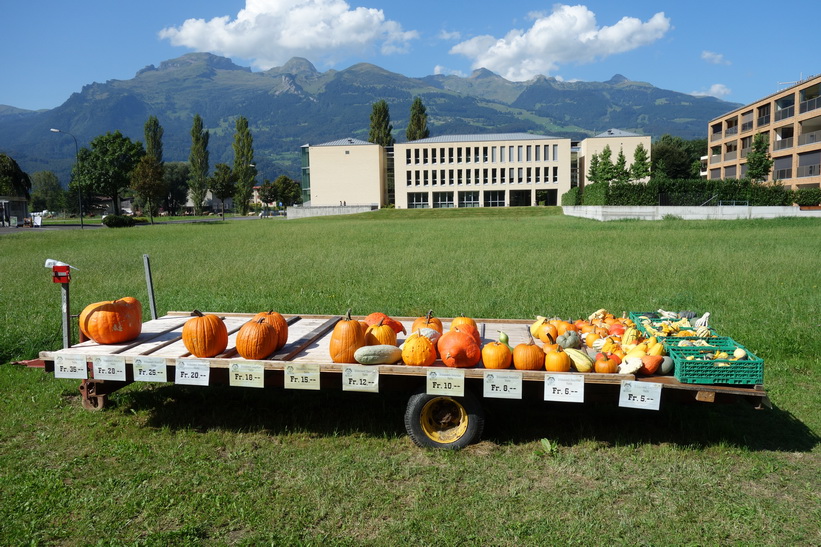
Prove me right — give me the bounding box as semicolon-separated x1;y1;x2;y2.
156;53;249;73
268;57;319;77
606;74;629;84
470;68;500;80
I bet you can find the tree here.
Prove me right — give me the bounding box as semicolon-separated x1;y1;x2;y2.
30;171;65;213
188;114;210;215
613;149;630;183
144;115;164;164
0;154;32;199
273;175;302;207
746;133;774;183
406;96;430;141
163;162;190;216
257;179;278;215
597;145;616;182
586;154;601;184
651;134;693;180
130;155;166;224
210;163;236;220
73;131;143;215
231;116;257;216
630;143;651;181
368;100;394;146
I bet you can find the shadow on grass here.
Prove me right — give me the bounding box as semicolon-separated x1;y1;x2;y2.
110;382;818;453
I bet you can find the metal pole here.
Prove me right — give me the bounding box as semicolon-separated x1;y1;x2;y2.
61;283;71;348
143;254;158;320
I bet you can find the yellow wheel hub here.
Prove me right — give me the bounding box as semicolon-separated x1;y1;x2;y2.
419;397;469;444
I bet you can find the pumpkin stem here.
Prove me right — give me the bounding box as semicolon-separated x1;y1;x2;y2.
426;309;433;322
192;310;204;317
343;308;352;321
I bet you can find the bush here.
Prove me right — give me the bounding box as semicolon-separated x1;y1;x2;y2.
101;215;136;228
561;187;581;205
793;187;821;206
581;182;608;205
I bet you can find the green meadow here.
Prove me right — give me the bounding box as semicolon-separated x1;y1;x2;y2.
1;208;819;545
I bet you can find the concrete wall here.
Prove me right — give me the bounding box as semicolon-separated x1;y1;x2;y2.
563;205;821;221
286;205;379;220
308;143;386;207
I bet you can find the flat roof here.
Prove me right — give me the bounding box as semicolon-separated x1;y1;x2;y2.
313;137;374;147
406;133;562;144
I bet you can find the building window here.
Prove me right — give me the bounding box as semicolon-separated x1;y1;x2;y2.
408;192;429;208
509;146;514;162
457;148;463;163
517;167;523;183
449;169;454;184
526;145;532;161
459;191;480;208
491;168;497;184
474;147;480;163
433;192;454;208
448;147;454;163
535;167;541;183
406;149;412;165
500;168;505;184
491;147;497;163
483;147;488;162
406;172;412;186
553;166;559;182
526;167;532;183
553;144;559;161
509;168;515;182
431;170;438;185
466;169;471;184
423;170;429;185
457;169;463;184
415;170;421;185
484;190;505;207
535;146;541;162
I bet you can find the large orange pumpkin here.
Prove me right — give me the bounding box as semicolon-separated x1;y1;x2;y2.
78;297;142;344
481;341;512;369
513;337;544;371
182;310;228;358
411;310;444;334
252;310;288;350
451;323;482;348
235;319;278;360
437;330;481;368
329;309;366;363
544;347;572;372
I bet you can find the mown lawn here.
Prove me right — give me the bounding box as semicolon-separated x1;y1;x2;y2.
1;208;819;545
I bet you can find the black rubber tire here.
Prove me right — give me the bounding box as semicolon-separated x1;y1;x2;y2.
404;388;484;449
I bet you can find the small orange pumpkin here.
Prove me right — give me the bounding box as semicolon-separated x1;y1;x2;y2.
182;310;228;358
252;310;288;350
594;353;620;374
330;309;366;363
365;318;397;346
513;335;544;371
544;346;572;372
236;318;278;360
536;321;558;345
79;297;142;344
411;309;444;334
482;341;512;369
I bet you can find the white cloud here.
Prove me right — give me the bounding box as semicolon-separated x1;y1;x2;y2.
159;0;419;69
449;4;671;81
433;65;465;77
701;50;730;65
691;84;732;98
438;30;462;41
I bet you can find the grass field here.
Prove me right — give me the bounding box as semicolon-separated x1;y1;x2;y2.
1;208;819;545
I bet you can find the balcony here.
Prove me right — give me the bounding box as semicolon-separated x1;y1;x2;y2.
724;150;738;161
757;115;770;127
773;137;794;151
725;126;739;136
710;155;722;164
741;121;754;132
741;147;751;158
800;96;821;114
797;164;821;177
775;168;793;179
798;130;821;146
711;132;723;142
775;106;795;122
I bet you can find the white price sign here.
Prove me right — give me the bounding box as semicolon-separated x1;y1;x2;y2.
426;369;465;397
284;363;320;390
133;357;168;382
175;359;210;386
543;374;585;403
618;380;662;410
483;370;523;399
53;354;88;379
342;365;379;393
229;362;265;388
91;355;127;381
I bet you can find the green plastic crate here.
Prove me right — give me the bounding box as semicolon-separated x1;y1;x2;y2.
670;344;764;385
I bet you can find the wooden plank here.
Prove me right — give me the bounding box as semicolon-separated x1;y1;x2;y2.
276;316;340;361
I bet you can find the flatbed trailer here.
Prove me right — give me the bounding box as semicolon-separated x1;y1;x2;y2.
39;312;769;449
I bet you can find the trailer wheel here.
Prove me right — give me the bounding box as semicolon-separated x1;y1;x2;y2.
404;389;484;449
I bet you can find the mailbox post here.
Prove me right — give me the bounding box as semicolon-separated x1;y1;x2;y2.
52;265;72;348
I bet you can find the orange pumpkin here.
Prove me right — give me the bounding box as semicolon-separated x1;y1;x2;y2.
481;341;512;369
594;353;620;373
449;314;477;331
363;312;406;335
411;310;444;334
329;309;365;363
401;332;437;367
544;346;572;372
182;310;228;358
513;337;544;371
437;330;481;368
235;319;278;360
638;355;663;376
536;321;558;345
451;323;482;348
365;318;397;346
79;297;142;344
252;310;288;350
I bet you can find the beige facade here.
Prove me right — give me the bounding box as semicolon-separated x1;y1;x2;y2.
578;129;652;186
301;138;387;206
707;74;821;189
393;134;571;208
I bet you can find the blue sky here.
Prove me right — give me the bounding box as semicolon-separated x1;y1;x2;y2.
1;0;816;111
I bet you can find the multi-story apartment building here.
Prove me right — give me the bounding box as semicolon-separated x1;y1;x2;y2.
577;129;652;186
707;74;821;188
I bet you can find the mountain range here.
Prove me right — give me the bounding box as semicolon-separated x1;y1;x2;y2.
0;53;739;185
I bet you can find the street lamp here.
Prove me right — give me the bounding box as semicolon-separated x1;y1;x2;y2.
50;128;83;229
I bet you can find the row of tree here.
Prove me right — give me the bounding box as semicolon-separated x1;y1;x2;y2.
368;96;430;146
